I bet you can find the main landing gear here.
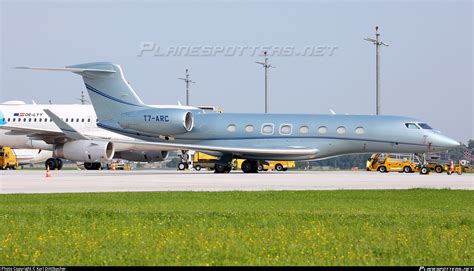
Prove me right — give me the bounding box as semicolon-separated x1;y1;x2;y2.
241;160;259;173
45;158;63;170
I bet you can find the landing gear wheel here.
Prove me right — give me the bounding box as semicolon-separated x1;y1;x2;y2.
434;165;443;173
84;162;101;170
45;158;58;170
55;158;63;170
420;166;430;175
194;165;201;171
241;160;253;173
178;162;187;171
378;166;387;173
214;164;227;173
403;166;412;173
275;164;284;171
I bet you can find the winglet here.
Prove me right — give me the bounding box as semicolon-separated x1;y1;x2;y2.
43;109;89;140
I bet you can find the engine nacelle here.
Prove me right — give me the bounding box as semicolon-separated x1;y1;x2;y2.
115;150;169;162
54;140;114;162
118;108;193;136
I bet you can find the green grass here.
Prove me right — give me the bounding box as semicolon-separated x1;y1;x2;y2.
0;190;472;266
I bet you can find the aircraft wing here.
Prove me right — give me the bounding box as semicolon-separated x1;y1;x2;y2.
43;109;89;140
110;138;319;159
0;124;63;136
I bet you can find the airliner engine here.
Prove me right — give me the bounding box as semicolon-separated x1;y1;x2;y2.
115;150;169;162
53;140;114;162
118;108;193;136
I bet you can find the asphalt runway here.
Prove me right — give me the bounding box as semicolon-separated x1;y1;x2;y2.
0;169;472;194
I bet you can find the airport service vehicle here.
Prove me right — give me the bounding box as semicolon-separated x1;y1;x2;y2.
0;147;18;170
18;62;461;173
366;153;417;173
191;152;218;171
445;160;471;175
258;161;296;171
0;101;171;170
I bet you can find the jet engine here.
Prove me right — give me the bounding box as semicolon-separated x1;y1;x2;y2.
114;150;169;162
118;108;193;136
53;140;114;162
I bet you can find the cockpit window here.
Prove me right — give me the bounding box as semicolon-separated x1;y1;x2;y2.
405;123;419;129
418;123;433;129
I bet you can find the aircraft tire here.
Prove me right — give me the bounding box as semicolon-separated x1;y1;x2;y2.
241;160;253;173
56;158;63;170
214;163;227;173
45;158;58;170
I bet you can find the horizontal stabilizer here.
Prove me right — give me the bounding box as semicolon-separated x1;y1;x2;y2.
14;66;116;74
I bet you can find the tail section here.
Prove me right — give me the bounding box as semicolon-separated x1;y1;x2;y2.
66;62;146;121
16;62;147;121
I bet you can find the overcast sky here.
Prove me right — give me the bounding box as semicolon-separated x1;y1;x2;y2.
1;0;472;143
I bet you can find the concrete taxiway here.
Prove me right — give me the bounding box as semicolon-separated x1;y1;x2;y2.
0;170;472;194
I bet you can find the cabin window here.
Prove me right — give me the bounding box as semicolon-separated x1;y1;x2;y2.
65;118;69;122
299;126;309;134
87;119;91;122
418;123;432;129
261;124;274;135
7;118;10;122
405;123;419;129
71;118;74;122
318;126;327;134
50;118;53;122
81;118;85;122
336;126;346;134
18;118;21;122
39;118;42;122
2;118;4;122
355;127;365;134
279;124;292;135
227;124;236;132
245;125;255;133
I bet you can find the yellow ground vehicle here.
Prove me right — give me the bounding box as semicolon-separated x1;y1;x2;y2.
233;159;295;172
444;160;471;175
192;152;219;171
0;147;18;170
258;161;296;171
366;153;417;173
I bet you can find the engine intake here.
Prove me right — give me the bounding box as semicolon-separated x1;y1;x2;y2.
54;140;114;162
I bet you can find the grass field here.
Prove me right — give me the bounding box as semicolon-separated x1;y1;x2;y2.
0;190;472;266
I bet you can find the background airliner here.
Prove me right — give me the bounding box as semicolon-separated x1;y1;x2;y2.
0;100;178;169
17;62;461;173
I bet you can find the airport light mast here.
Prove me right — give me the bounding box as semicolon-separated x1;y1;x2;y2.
178;69;195;106
256;51;275;114
365;26;389;115
75;91;89;105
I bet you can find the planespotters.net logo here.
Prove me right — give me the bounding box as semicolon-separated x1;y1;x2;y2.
137;42;339;57
420;267;474;271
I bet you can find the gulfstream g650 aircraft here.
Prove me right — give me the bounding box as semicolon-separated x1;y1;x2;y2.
18;62;460;173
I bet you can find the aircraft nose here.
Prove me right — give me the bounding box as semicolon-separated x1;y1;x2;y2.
435;135;460;149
